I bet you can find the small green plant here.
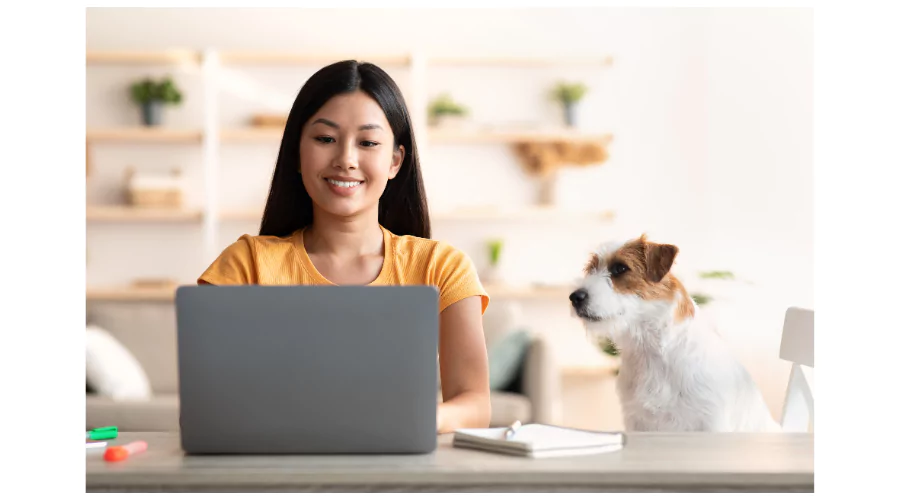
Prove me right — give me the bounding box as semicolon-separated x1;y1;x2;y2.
551;81;588;105
487;239;504;266
130;76;183;106
698;270;735;280
428;93;467;123
691;293;713;305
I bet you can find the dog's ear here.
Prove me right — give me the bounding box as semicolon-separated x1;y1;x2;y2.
645;242;678;282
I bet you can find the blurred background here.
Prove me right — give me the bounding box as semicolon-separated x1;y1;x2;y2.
85;7;812;432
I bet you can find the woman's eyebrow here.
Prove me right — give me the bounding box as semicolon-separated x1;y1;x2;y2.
311;118;382;131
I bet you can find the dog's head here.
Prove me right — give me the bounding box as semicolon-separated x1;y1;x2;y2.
570;234;694;338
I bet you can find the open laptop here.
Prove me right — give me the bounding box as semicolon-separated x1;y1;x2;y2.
174;285;439;454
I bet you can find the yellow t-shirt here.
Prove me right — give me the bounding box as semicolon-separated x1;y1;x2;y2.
197;225;489;314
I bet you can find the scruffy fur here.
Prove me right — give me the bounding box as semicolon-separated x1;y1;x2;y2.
570;234;780;432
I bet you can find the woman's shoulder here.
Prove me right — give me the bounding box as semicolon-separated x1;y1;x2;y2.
388;230;468;263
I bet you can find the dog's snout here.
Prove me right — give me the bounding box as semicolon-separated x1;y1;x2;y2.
569;289;588;305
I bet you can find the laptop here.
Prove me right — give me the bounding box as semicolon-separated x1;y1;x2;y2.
174;284;439;454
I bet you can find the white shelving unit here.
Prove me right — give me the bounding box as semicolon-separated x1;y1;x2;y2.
86;49;615;299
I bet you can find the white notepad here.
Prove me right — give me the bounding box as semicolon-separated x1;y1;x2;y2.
452;424;625;458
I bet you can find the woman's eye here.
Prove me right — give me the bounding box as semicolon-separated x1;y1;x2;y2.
610;263;629;276
315;136;335;144
360;140;379;147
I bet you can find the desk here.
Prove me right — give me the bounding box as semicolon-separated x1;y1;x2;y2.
86;432;813;492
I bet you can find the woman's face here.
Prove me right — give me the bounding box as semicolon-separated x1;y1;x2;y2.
299;90;404;220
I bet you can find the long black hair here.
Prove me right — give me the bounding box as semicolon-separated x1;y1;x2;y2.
258;60;431;239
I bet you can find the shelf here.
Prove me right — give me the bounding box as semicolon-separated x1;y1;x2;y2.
86;128;203;143
87;206;203;222
428;129;613;145
218;51;411;66
86;50;202;65
219;207;615;223
429;55;614;67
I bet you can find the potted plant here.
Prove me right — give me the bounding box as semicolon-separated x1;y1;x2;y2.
130;76;183;127
428;93;468;128
551;81;588;127
482;238;505;284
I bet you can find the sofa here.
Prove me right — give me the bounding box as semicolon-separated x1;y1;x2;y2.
86;299;562;431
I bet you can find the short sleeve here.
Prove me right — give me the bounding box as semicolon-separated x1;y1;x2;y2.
433;243;490;315
197;236;259;285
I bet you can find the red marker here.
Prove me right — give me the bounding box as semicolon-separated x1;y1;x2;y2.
104;440;148;462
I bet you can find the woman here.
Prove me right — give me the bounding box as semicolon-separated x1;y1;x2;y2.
198;60;491;434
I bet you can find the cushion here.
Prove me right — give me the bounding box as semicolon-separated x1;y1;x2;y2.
488;330;531;390
489;391;532;426
86;324;152;401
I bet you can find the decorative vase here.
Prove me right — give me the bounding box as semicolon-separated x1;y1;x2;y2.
564;102;578;127
141;100;163;127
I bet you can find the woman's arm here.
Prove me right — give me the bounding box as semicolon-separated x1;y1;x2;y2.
437;295;492;433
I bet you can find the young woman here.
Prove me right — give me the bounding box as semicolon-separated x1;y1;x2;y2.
197;60;491;434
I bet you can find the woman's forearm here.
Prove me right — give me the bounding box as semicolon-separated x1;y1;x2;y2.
438;390;491;434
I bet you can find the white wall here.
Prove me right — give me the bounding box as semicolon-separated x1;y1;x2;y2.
86;7;812;421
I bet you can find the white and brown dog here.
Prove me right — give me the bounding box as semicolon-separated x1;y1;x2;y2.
570;234;780;432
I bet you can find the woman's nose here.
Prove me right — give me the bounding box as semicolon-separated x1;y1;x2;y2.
334;141;359;170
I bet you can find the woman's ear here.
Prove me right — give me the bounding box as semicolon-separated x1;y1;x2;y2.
388;145;405;179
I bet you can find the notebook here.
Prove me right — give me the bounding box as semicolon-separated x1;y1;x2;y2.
452;424;625;458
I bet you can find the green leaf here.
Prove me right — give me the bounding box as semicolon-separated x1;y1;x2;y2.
597;337;620;357
428;93;467;118
129;76;183;105
698;270;735;280
486;239;503;265
552;81;588;104
691;293;713;305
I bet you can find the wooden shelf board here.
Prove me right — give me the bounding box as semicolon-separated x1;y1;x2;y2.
429;55;614;67
427;129;613;144
86;50;202;65
218;51;411;66
87;206;203;222
87;128;203;143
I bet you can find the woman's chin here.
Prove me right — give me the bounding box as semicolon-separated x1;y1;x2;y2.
312;199;375;219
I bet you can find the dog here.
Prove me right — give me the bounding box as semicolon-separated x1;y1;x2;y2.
569;234;780;432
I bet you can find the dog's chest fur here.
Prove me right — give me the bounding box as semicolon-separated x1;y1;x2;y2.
612;317;764;432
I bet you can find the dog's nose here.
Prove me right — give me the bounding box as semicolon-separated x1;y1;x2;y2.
569;289;588;305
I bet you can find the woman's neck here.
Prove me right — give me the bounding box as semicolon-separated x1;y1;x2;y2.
304;209;383;258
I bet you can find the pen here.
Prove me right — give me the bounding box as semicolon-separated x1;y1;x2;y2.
86;426;118;440
104;440;148;462
504;420;522;440
86;441;108;450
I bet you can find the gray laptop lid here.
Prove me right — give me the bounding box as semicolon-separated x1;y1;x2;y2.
175;285;439;454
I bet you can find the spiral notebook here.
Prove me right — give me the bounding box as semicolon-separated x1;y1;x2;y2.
452;424;625;458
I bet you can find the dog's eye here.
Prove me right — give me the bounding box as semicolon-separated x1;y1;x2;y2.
610;263;629;277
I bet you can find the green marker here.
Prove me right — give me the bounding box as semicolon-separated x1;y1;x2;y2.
86;426;118;440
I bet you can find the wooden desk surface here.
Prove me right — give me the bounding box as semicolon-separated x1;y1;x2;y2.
86;432;813;492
